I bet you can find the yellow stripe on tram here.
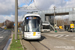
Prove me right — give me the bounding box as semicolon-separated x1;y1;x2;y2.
33;32;36;36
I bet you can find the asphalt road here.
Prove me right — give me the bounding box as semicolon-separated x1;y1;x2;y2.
0;28;11;50
21;32;75;50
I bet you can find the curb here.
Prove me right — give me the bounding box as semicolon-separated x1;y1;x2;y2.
19;33;25;50
7;32;13;50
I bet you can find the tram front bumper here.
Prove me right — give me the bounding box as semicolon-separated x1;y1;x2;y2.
24;35;41;40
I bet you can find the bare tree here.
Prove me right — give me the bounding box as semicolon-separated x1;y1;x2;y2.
64;18;71;25
57;19;64;26
6;22;14;28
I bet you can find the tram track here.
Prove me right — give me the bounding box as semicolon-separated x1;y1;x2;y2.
21;33;75;50
38;41;50;50
28;40;50;50
29;41;37;50
20;33;50;50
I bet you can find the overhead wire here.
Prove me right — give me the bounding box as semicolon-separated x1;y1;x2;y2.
19;0;43;14
33;0;42;11
20;0;42;11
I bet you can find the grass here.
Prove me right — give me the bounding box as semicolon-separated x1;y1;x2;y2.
10;34;23;50
5;28;12;30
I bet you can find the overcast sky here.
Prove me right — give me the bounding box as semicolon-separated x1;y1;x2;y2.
0;0;75;23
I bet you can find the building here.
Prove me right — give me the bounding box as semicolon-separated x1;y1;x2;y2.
34;7;75;30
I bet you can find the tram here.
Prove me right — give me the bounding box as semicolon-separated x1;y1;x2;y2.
21;14;41;40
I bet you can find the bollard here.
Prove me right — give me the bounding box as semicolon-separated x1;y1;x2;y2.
55;30;57;33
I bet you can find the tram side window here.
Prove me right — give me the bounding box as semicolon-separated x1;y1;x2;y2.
25;25;26;31
24;20;29;32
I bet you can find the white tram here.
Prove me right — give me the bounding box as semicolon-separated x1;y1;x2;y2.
22;14;41;40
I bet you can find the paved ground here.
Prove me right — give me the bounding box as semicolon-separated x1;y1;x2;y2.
43;31;75;41
20;31;75;50
0;28;11;50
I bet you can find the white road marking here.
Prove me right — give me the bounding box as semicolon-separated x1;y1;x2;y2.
0;30;4;32
54;35;58;37
48;35;54;36
70;35;74;36
65;35;69;37
0;36;3;38
57;35;64;38
63;38;66;39
72;40;75;41
73;37;75;38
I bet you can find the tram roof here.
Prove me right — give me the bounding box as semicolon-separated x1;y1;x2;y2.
25;14;40;18
22;14;41;21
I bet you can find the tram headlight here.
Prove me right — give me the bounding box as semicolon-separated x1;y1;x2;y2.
25;33;30;34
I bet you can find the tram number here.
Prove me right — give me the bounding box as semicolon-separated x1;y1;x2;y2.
33;32;36;36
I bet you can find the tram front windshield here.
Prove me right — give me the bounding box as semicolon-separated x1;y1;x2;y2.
43;25;50;29
25;16;41;32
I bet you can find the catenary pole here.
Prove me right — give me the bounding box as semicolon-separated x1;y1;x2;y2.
15;0;18;40
53;6;56;31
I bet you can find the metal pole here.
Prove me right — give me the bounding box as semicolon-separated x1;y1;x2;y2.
15;0;18;40
63;17;64;31
54;6;55;31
